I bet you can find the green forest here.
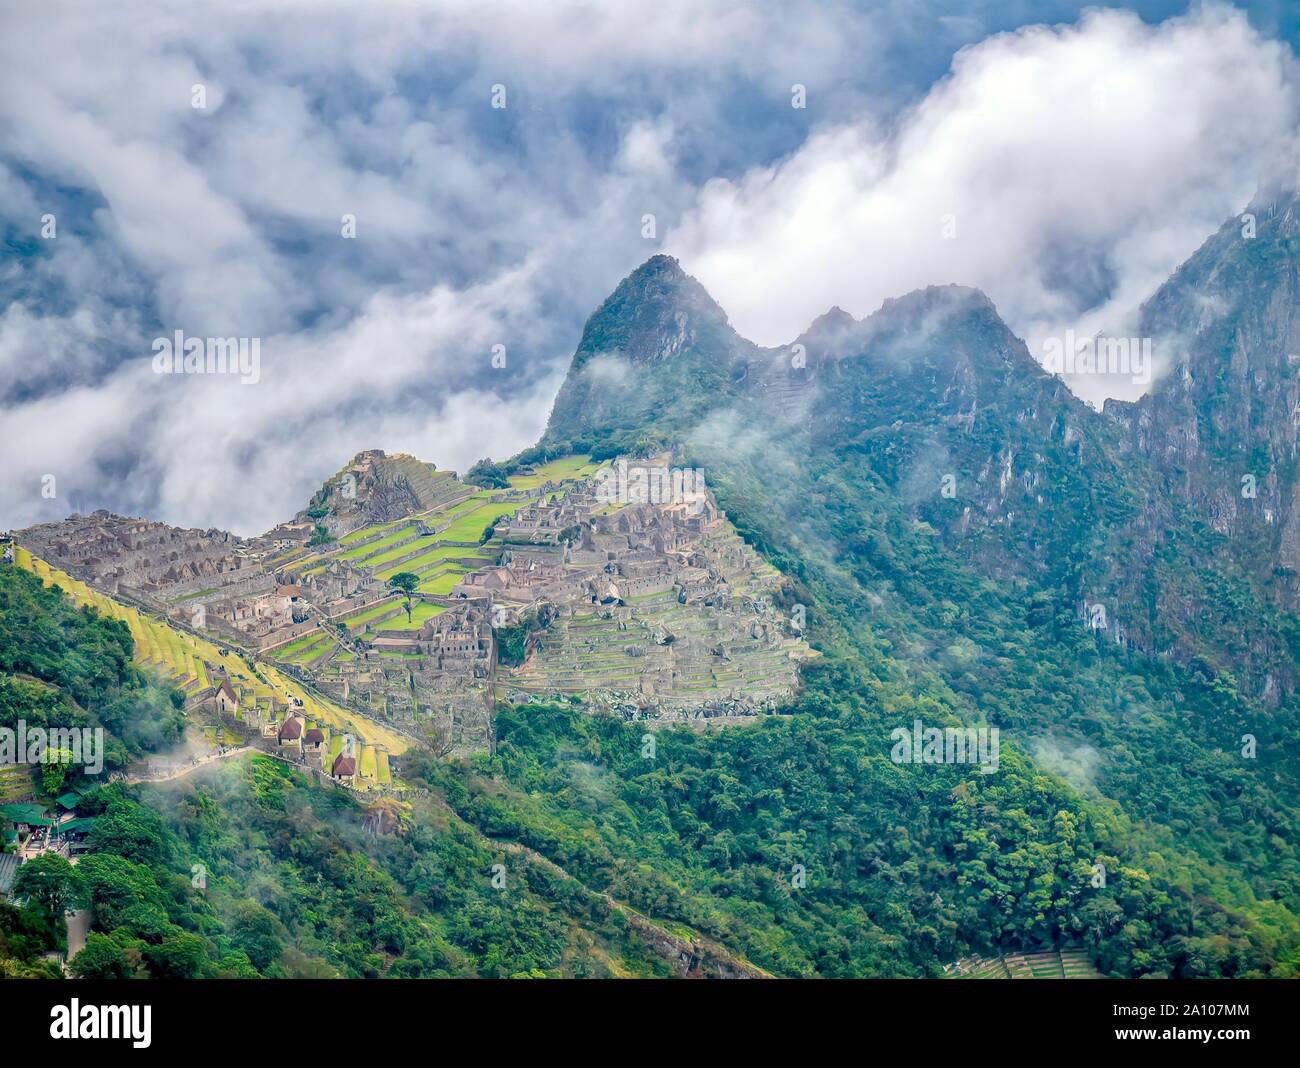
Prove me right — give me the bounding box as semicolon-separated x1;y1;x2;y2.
4;550;1296;977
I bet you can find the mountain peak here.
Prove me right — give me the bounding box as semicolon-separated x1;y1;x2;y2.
599;254;729;330
861;284;1014;352
301;450;465;530
790;305;861;359
807;305;857;332
565;254;736;371
543;256;753;443
627;253;686;281
876;283;997;317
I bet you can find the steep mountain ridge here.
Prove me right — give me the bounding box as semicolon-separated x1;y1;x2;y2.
546;255;763;443
1103;190;1300;696
548;266;1147;612
9;208;1300;979
546;240;1300;698
538;232;1300;972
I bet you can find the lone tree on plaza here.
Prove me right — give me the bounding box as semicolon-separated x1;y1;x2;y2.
388;572;420;622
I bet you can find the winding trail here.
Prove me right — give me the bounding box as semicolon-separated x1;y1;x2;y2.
64;909;89;967
493;838;771;978
126;746;251;784
417;790;770;979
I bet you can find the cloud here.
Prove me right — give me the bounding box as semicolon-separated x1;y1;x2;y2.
667;5;1300;406
4;257;571;535
3;1;1299;538
7;1;872;532
1029;734;1103;792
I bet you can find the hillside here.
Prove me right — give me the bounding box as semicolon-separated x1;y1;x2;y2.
536;244;1300;974
0;565;763;978
7;201;1300;979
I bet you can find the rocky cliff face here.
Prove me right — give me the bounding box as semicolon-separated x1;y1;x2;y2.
549;263;1140;604
305;450;468;530
1100;191;1300;695
545;255;761;443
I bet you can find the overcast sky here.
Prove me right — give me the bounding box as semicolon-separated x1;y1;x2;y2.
2;0;1298;535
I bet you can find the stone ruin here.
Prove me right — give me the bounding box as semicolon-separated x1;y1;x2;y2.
15;455;815;752
16;511;252;600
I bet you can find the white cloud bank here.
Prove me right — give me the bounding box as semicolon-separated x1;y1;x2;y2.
668;5;1299;404
1;2;1298;535
4;0;872;533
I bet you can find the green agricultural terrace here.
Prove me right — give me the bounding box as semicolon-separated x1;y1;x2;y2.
378;603;446;631
339;518;403;546
338;523;420;561
291;456;601;588
338;597;406;631
415;568;470;595
505;455;604;489
946;950;1102;979
12;549;410;779
375;547;487;581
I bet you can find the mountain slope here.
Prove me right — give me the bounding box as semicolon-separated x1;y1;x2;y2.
546;254;760;444
1106;190;1300;697
10;217;1300;978
538;248;1300;974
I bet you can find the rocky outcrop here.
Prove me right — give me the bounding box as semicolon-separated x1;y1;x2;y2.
305;450;471;529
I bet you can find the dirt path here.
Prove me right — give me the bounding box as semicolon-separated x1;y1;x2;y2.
64;909;89;968
496;839;770;978
127;746;251;784
413;790;770;977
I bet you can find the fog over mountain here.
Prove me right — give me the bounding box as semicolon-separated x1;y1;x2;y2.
2;1;1299;535
9;1;1300;998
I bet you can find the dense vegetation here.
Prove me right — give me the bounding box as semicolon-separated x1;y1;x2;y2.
7;496;1297;977
527;260;1300;975
0;566;185;771
0;565;664;978
3;761;673;978
8;248;1300;978
413;680;1288;978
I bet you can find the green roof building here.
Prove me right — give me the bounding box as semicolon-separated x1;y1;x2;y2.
1;803;53;828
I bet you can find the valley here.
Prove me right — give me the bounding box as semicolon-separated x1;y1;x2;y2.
9;0;1300;1012
5;200;1300;982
